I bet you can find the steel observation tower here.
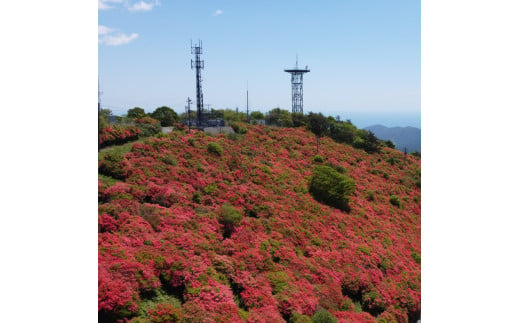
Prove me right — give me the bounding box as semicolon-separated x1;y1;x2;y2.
284;57;310;114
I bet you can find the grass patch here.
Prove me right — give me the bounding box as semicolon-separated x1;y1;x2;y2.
98;137;146;162
98;174;121;187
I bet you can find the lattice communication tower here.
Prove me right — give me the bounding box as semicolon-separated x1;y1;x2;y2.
191;40;204;124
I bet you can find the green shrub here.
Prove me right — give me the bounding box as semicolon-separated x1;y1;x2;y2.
266;271;290;294
379;257;393;272
192;191;202;204
134;116;162;137
203;183;217;195
219;203;242;238
357;246;371;255
290;313;312;323
389;195;401;207
219;203;242;226
411;252;421;264
227;132;239;141
311;309;337;323
229;121;248;134
98;151;129;180
324;161;347;174
160;154;177;166
313;155;324;163
309;165;356;212
361;290;386;316
207;142;223;156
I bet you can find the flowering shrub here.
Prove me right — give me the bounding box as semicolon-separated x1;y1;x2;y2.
134;116;162;137
98;151;132;180
99;125;141;148
148;303;182;322
98;123;420;321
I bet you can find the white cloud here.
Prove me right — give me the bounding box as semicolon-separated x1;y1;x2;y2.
99;0;159;12
98;25;114;35
99;32;139;46
99;0;123;10
127;0;159;12
213;9;223;16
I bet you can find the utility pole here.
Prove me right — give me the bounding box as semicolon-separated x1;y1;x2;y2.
246;81;249;122
98;78;102;114
98;78;103;151
185;97;192;132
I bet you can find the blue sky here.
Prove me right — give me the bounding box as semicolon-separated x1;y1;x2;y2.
99;0;420;127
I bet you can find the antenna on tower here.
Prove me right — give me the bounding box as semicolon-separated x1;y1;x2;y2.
284;57;310;114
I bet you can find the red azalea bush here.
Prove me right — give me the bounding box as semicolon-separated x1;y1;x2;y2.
148;303;182;322
99;123;420;322
134;116;162;137
99;125;141;148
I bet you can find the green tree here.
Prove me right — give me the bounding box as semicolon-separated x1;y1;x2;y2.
279;109;293;127
220;109;246;122
328;120;355;144
384;140;396;149
250;111;264;120
364;130;381;153
307;112;329;153
265;108;282;126
353;129;381;153
127;107;146;119
292;112;308;127
99;108;112;130
150;106;178;127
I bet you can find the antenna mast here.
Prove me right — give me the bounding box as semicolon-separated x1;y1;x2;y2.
185;97;192;132
191;40;204;125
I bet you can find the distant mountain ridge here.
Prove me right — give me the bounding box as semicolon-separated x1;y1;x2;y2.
365;124;421;153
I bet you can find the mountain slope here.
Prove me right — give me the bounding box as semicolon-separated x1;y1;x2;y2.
365;124;421;153
98;124;421;322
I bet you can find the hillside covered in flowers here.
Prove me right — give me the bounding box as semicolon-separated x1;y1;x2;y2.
98;123;420;322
